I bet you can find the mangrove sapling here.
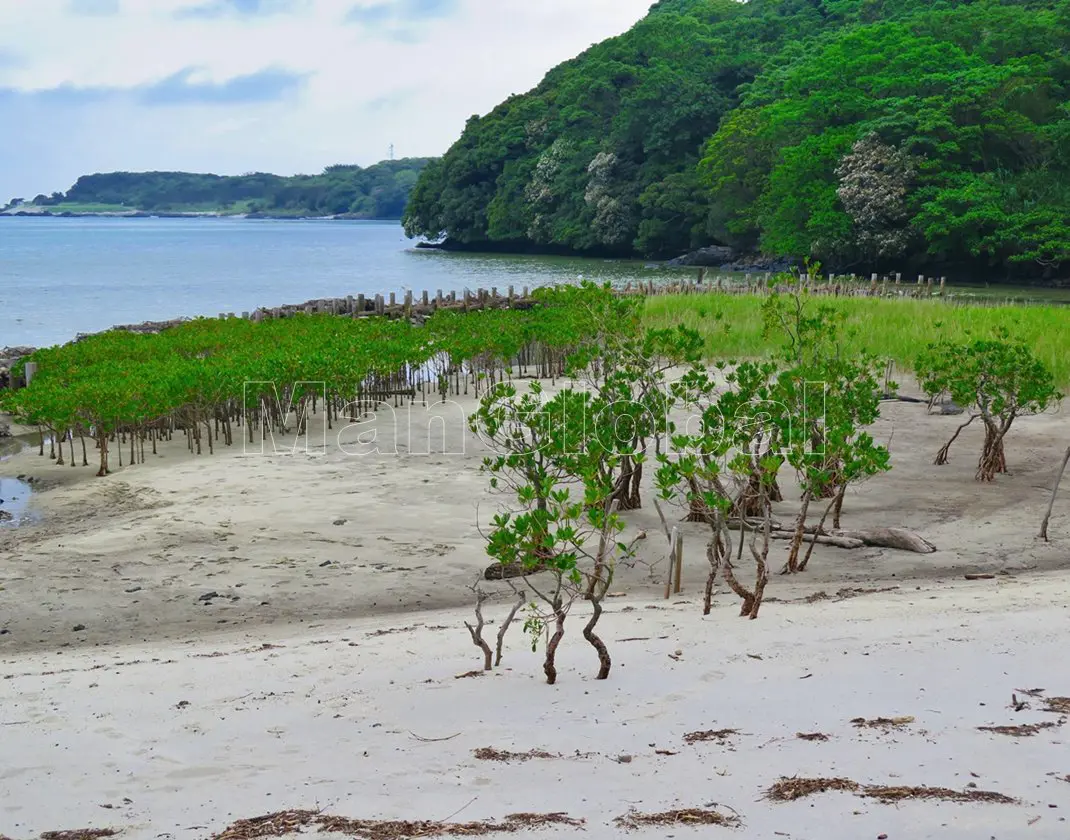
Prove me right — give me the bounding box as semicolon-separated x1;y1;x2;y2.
476;382;639;682
760;279;891;572
564;284;703;511
656;361;785;617
489;475;639;683
917;333;1061;481
471;382;593;578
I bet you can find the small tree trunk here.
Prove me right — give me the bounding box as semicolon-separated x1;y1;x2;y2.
831;482;847;529
495;593;525;666
798;494;839;573
464;591;493;671
543;604;566;685
1040;446;1070;541
748;515;772;620
977;419;1009;482
784;488;814;573
96;434;109;477
582;598;611;680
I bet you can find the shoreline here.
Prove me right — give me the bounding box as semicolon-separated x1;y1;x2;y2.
0;210;406;221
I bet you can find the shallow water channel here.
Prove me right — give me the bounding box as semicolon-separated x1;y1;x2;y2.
0;476;35;527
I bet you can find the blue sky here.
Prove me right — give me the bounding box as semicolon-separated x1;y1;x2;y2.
0;0;652;199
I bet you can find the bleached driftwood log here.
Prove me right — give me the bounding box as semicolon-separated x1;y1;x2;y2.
830;528;936;554
769;532;865;550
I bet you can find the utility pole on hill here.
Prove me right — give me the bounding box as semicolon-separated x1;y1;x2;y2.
389;144;395;161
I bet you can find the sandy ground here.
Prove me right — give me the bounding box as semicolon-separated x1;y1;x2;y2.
2;382;1070;836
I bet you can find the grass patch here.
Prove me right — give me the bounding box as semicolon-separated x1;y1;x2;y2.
643;293;1070;385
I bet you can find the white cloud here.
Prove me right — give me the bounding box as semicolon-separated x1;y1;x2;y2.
0;0;654;197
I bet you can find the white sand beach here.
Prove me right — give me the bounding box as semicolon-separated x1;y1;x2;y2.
2;387;1070;837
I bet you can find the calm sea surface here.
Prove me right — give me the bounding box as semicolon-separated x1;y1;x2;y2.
0;217;678;348
3;216;1067;349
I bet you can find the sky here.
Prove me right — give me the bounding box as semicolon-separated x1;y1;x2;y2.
0;0;654;199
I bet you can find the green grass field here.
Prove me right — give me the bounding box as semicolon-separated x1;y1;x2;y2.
644;292;1070;385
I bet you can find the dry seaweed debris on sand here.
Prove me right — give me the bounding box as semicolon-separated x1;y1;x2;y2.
316;813;585;838
796;732;830;741
684;728;739;744
40;832;120;840
473;747;559;762
860;786;1018;804
210;810;584;840
212;810;319;840
613;807;741;830
765;777;862;801
851;716;914;730
764;778;1017;805
978;721;1063;737
1042;697;1070;715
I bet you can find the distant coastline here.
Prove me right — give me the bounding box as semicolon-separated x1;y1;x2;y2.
4;157;433;222
0;208;405;221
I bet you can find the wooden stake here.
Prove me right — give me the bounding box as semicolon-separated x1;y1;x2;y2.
673;531;683;595
665;527;679;600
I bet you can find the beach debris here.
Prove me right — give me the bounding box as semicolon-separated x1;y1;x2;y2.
197;591;220;602
684;728;739;745
40;831;119;840
796;732;830;741
615;754;633;764
862;786;1017;804
1042;697;1070;715
613;807;741;830
851;715;914;730
72;624;86;632
1011;693;1030;711
367;624;419;637
473;747;558;762
828;527;936;553
964;573;996;581
977;721;1062;737
454;670;484;680
409;731;460;743
765;777;1017;804
765;777;861;801
210;809;585;840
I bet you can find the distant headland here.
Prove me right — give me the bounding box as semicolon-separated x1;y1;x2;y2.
2;158;433;220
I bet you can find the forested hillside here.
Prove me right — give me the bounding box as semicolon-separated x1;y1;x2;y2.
403;0;1070;278
25;159;431;218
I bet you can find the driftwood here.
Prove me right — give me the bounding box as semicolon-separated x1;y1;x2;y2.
769;532;865;550
485;561;546;580
768;526;936;554
830;528;937;554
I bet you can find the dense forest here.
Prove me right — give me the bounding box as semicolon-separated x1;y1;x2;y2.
17;159;432;218
403;0;1070;279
